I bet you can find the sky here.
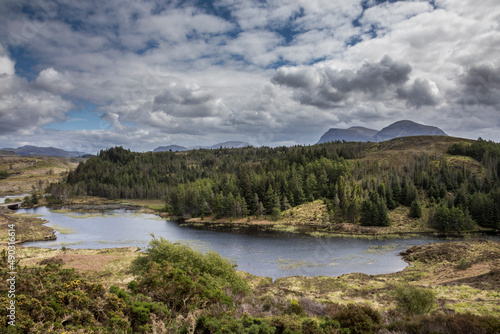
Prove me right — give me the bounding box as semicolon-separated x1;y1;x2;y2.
0;0;499;153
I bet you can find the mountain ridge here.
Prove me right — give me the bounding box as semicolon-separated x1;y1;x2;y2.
0;145;88;157
153;141;251;152
318;120;447;144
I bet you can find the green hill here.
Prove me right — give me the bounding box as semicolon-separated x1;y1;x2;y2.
48;136;500;234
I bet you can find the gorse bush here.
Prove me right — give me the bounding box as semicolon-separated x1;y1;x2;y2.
130;262;232;314
283;299;304;316
329;304;381;334
131;237;248;293
393;284;435;315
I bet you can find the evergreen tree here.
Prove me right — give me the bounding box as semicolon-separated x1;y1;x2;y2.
281;196;291;212
360;193;390;227
409;198;423;219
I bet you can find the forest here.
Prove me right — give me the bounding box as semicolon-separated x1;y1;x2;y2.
47;137;500;232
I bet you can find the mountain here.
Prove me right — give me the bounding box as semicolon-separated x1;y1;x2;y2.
317;120;447;143
3;145;88;157
373;120;447;142
206;141;250;149
317;126;378;143
153;141;251;152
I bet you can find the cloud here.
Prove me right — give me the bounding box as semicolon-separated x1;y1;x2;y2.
0;46;72;134
457;64;500;107
152;84;230;119
33;67;74;94
397;78;440;108
272;56;412;108
1;0;500;150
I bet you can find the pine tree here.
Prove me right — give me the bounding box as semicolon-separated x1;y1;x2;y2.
409;199;423;219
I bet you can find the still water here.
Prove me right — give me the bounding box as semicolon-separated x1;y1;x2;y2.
19;207;440;279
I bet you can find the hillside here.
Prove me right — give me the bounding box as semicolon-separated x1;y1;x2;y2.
318;120;447;143
0;155;83;195
49;136;500;236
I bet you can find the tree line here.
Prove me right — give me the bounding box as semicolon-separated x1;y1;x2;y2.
47;139;500;230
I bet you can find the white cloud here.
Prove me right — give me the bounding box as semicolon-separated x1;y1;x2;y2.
0;47;73;134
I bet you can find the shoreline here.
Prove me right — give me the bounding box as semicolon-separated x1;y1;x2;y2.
10;238;500;321
4;197;498;245
179;216;500;240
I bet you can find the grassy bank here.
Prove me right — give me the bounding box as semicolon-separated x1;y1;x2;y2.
184;199;496;239
3;239;499;333
0;212;55;244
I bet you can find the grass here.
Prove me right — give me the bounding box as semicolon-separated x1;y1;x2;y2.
0;155;82;195
363;244;400;254
50;224;76;234
6;237;500;324
252;240;500;317
119;199;166;211
0;212;55;243
271;258;327;270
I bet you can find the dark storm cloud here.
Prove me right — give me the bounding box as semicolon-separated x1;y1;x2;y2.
397;78;439;108
272;55;412;108
457;64;500;107
339;55;412;94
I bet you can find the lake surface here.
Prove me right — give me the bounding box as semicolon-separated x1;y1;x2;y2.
16;206;444;279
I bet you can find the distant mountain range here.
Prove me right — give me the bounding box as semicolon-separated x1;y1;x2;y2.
153;141;251;152
0;122;449;158
0;145;88;158
317;120;447;144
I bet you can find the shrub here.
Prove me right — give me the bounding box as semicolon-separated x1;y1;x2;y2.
136;262;227;313
393;284;435;315
131;236;248;293
456;258;472;270
195;314;276;334
271;207;282;221
283;299;304;316
269;315;302;334
388;312;500;334
330;304;381;334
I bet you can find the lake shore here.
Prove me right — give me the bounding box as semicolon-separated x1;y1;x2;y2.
0;211;56;245
10;239;500;320
10;194;499;241
180;199;499;239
